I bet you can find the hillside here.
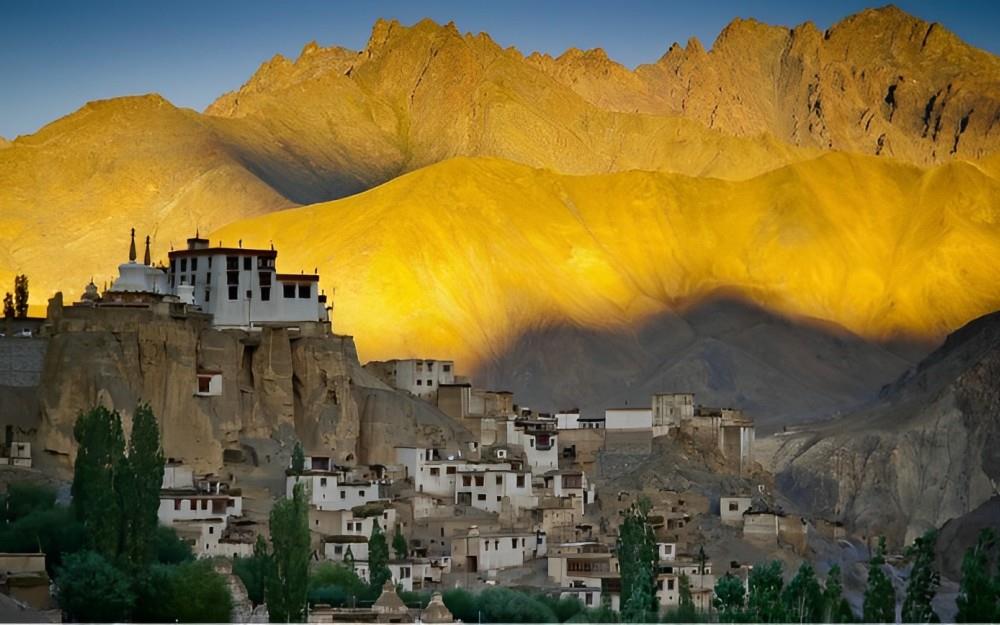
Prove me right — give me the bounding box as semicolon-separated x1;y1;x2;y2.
210;154;1000;369
474;297;914;432
772;310;1000;545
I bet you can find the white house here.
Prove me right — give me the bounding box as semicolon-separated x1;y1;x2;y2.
364;359;455;399
504;420;559;473
451;527;546;575
323;536;369;563
555;411;581;430
720;496;753;525
395;447;510;497
287;473;382;512
454;468;536;515
604;408;652;430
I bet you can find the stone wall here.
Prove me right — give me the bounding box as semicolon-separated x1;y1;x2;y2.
0;338;47;387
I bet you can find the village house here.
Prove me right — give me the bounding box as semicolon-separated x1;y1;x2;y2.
451;526;547;576
363;359;455;400
504;418;559;473
454;467;536;515
720;495;753;525
394;446;509;497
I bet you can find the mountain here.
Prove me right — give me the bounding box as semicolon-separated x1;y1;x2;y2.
473;296;915;432
209;155;1000;368
771;310;1000;545
529;6;1000;165
1;8;998;380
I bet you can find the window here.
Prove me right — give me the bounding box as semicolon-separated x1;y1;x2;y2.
426;379;433;386
728;502;739;511
190;275;196;286
299;284;310;298
446;466;456;475
283;284;296;298
334;545;343;555
244;257;252;270
517;475;525;488
475;476;484;486
180;276;187;285
511;538;517;548
228;286;238;300
198;376;211;394
205;289;210;302
462;476;472;487
429;468;440;477
170;259;176;271
180;258;188;271
208;257;212;269
477;494;486;501
191;258;198;271
174;500;181;510
585;593;593;606
261;287;270;301
340;491;346;499
258;257;273;269
359;490;365;497
496;476;502;485
443;364;451;372
416;380;422;386
484;541;489;551
428;362;434;371
259;271;272;286
667;579;675;591
209;526;214;535
320;478;327;486
227;270;239;285
226;256;238;270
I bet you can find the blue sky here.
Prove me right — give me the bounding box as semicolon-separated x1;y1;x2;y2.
1;1;997;138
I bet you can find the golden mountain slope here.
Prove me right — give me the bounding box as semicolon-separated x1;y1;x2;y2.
0;95;292;300
210;155;1000;367
530;6;1000;164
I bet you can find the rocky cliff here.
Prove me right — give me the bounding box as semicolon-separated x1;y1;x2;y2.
27;298;471;476
771;310;1000;546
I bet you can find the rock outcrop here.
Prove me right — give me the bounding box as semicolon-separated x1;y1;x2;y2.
28;300;471;476
771;311;1000;546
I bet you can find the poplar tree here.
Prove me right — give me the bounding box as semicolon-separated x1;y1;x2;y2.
783;561;824;622
13;275;28;318
392;524;408;560
368;521;391;592
822;564;855;623
956;528;998;623
120;403;165;568
713;573;746;622
902;529;940;623
267;482;310;622
863;537;896;623
2;293;12;319
71;405;126;559
677;573;697;622
748;560;785;623
290;442;305;475
617;497;657;622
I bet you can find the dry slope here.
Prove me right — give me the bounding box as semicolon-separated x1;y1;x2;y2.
210;154;1000;368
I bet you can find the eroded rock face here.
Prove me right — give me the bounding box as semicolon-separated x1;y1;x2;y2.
31;304;471;476
771;312;1000;546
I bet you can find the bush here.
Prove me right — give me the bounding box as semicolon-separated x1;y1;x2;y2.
131;564;176;622
0;506;86;576
152;524;193;564
56;550;135;622
0;482;56;522
168;559;234;622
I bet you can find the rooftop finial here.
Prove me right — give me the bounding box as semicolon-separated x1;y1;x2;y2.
143;235;151;265
128;228;137;262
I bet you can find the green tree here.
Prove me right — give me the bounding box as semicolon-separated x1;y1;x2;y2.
783;561;824;622
71;405;126;559
863;536;896;623
0;482;56;522
677;573;698;622
714;573;746;622
822;564;854;623
0;505;86;576
368;519;392;592
748;560;785;623
152;525;193;564
120;403;165;568
902;529;940;623
956;528;998;622
234;534;272;607
13;274;28;318
2;292;12;319
392;523;408;559
131;563;176;622
344;543;356;571
55;550;135;622
617;498;657;622
291;441;305;475
267;482;311;622
169;559;234;622
308;561;369;606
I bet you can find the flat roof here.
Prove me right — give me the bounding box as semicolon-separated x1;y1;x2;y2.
276;273;320;282
169;247;277;259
